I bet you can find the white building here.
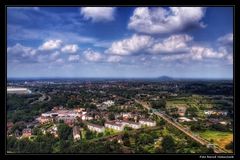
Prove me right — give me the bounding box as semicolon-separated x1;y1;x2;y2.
121;121;141;129
87;123;105;133
102;100;115;107
139;119;156;127
178;117;192;122
105;121;124;131
7;87;31;94
73;126;81;140
82;114;93;121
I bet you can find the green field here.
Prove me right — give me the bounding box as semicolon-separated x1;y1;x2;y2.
194;130;233;152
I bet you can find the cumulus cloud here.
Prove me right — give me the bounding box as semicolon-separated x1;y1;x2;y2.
105;34;153;56
128;7;206;34
161;46;227;62
226;55;233;65
148;34;193;54
107;55;122;63
50;51;60;60
68;55;80;62
55;58;64;64
190;46;226;60
61;44;79;53
217;33;233;45
83;49;102;62
39;39;63;50
7;43;37;63
80;7;116;22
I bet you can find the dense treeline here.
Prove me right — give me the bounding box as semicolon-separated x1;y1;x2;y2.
7;136;122;153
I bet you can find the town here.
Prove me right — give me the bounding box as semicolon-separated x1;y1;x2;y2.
6;79;233;153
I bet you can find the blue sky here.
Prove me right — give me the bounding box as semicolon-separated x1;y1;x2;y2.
7;7;233;79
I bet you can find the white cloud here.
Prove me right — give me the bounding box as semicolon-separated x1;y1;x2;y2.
39;39;63;50
190;46;226;60
226;55;233;65
148;34;193;54
107;55;122;63
128;7;206;34
80;7;116;22
83;49;102;62
106;34;153;56
68;55;80;62
7;43;38;63
161;46;228;63
217;33;233;45
7;43;36;56
61;44;79;53
55;58;64;64
161;54;190;62
50;51;60;60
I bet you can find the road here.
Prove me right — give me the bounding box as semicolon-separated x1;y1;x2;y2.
135;99;228;153
30;93;51;105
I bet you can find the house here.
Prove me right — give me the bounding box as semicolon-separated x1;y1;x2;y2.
57;116;75;127
122;112;133;120
87;123;105;133
177;106;187;116
73;126;81;140
37;116;53;124
47;125;58;137
178;117;192;123
204;110;214;115
219;121;228;125
121;120;141;129
102;100;115;107
82;114;94;121
105;121;124;131
22;128;32;138
139;119;156;127
204;110;228;116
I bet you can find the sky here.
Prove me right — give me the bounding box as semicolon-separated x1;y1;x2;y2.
7;7;233;79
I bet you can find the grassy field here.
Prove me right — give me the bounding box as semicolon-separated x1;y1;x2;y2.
195;130;233;152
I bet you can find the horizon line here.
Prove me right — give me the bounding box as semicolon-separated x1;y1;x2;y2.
7;76;233;80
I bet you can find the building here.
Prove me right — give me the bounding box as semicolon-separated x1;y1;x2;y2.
87;123;105;133
57;116;75;126
7;87;31;94
73;126;81;140
105;121;124;131
204;110;228;116
177;117;192;122
177;106;187;116
102;100;115;107
22;128;32;138
122;112;133;120
47;125;58;137
82;114;93;121
121;120;141;129
37;116;53;124
139;119;156;127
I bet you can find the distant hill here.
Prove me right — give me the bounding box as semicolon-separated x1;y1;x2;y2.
157;76;174;81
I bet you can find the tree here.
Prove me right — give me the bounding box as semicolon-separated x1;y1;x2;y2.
151;99;166;110
162;135;176;153
108;113;115;120
57;123;72;140
137;133;154;145
225;141;233;150
122;132;131;147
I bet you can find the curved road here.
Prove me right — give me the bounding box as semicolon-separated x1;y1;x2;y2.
30;93;51;105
